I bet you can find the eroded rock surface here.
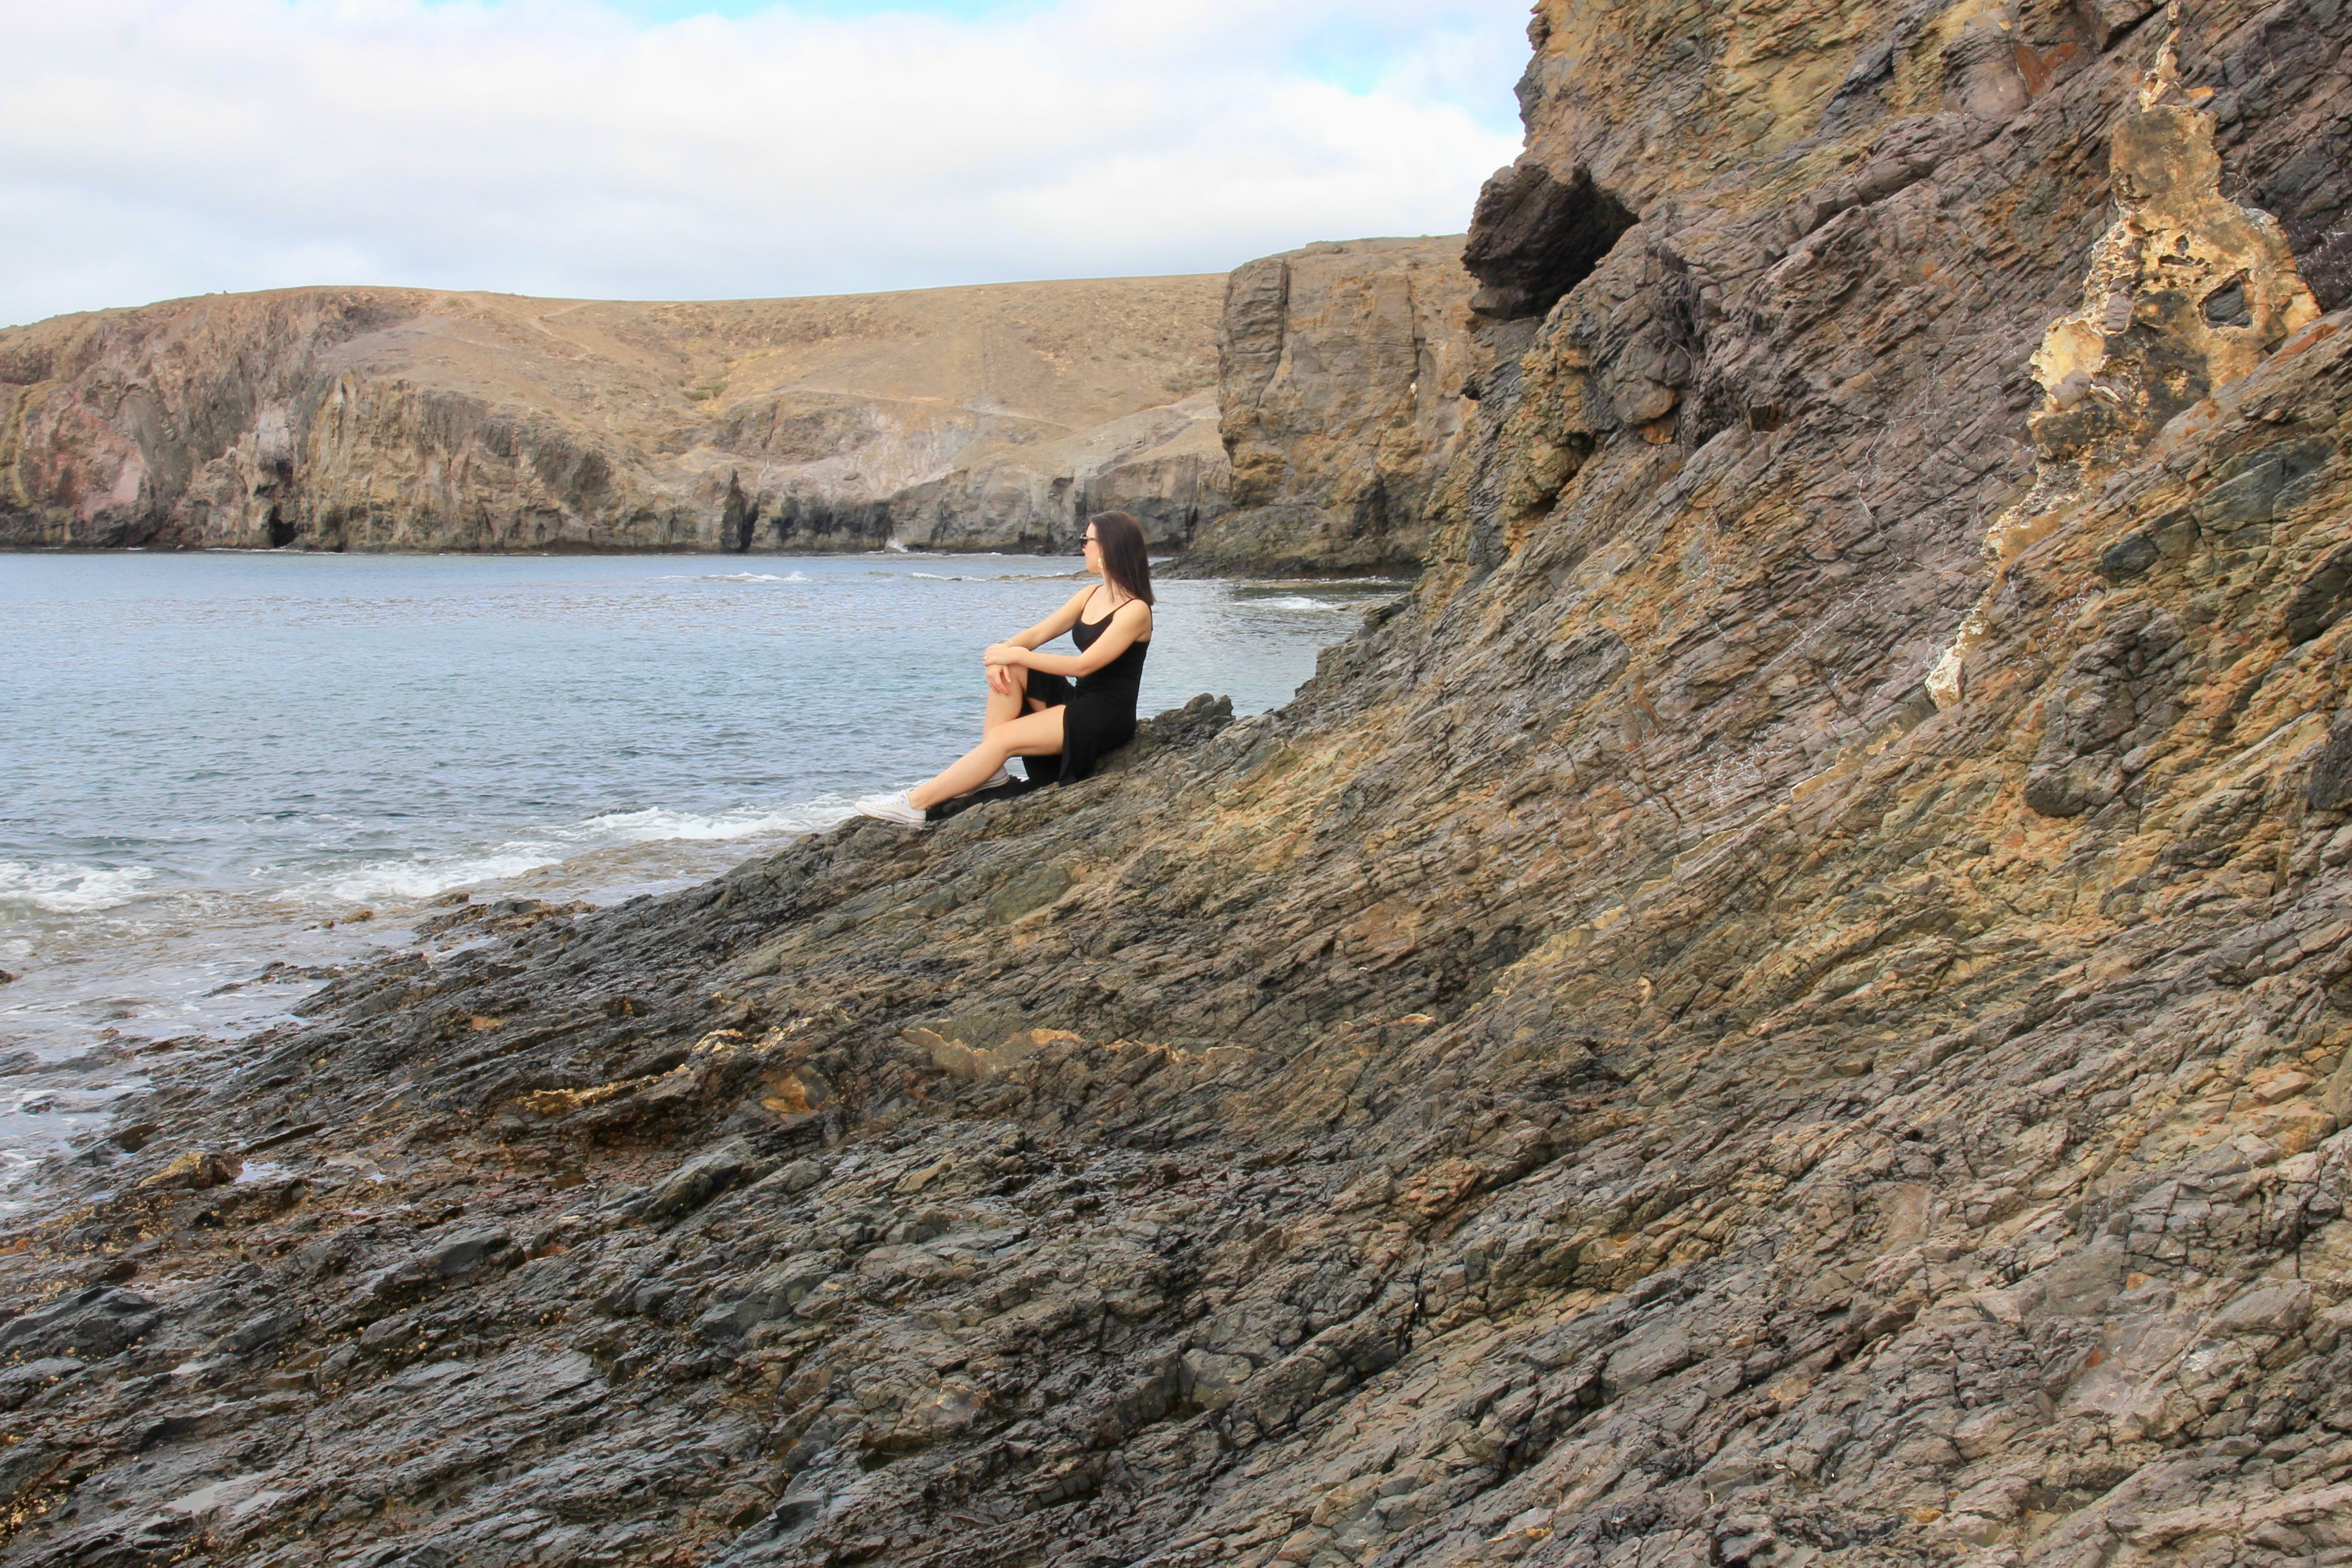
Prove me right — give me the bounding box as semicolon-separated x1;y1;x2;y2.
1187;238;1477;575
7;4;2352;1568
0;278;1228;555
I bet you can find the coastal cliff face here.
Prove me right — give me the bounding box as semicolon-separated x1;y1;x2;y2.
0;279;1228;555
10;8;2352;1568
0;243;1469;571
1187;237;1477;575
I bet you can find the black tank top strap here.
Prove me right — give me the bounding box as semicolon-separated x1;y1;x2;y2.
1073;596;1147;653
1070;598;1147;695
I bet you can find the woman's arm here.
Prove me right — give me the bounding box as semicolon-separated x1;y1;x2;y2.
1000;589;1093;652
994;600;1151;678
983;588;1094;694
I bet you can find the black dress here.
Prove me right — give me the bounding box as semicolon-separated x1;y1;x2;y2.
1022;605;1149;784
923;601;1150;822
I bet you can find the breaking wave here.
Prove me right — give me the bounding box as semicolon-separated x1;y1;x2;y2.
0;861;159;914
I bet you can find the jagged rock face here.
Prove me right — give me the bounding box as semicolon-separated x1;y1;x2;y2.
11;7;2352;1568
1185;238;1476;574
0;279;1228;554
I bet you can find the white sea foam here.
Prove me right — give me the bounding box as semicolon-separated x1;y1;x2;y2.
1242;576;1414;588
1257;596;1352;612
562;801;856;845
922;568;1086;581
294;798;857;908
0;861;160;913
315;850;564;905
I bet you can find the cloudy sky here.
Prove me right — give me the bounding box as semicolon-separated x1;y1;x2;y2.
1;0;1532;327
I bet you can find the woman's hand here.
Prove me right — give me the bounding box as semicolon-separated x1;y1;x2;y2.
983;642;1030;697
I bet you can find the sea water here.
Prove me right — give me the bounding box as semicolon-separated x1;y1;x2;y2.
0;551;1400;1205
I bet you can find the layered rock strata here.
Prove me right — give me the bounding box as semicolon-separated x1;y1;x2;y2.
1185;238;1477;575
0;279;1229;555
7;5;2352;1568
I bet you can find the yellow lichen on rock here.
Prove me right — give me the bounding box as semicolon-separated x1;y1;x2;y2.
2028;96;2317;471
1928;24;2321;711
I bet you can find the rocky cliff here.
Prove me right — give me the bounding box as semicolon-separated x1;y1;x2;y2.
0;279;1229;554
1184;237;1477;575
8;5;2352;1568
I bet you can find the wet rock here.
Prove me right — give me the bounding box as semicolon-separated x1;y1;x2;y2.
420;1229;514;1277
632;1139;765;1223
0;1358;85;1411
358;1310;418;1348
0;1439;60;1509
0;1287;161;1361
219;1307;302;1356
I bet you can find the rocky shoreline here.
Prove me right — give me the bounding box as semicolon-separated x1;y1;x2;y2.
8;2;2352;1568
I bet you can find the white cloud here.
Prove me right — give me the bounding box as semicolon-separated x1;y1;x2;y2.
0;0;1530;326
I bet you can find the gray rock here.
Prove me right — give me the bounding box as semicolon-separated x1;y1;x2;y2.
422;1229;513;1277
635;1139;765;1223
0;1358;85;1411
221;1308;302;1356
0;1287;160;1362
2212;1281;2315;1337
2097;531;2160;580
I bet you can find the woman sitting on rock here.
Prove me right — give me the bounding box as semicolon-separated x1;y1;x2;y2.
858;510;1154;826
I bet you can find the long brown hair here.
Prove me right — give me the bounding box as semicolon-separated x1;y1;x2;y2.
1089;510;1155;606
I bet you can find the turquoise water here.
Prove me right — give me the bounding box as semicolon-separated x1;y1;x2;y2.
0;551;1397;1200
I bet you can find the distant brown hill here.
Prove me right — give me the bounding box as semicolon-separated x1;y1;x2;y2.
0;277;1232;554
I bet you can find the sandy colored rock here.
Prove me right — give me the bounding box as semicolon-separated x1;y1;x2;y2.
134;1151;240;1191
1186;237;1476;574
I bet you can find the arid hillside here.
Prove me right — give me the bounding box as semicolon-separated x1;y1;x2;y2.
0;277;1231;553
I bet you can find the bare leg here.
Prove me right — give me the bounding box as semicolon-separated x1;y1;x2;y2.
909;707;1065;809
982;671;1027;734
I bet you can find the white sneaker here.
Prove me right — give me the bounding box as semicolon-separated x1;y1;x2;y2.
855;791;929;827
979;765;1013;791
